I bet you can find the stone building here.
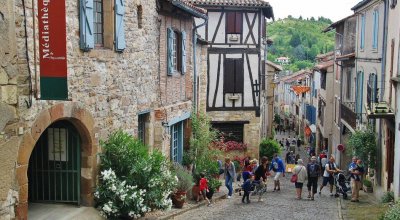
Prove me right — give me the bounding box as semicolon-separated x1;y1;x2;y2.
189;0;274;159
0;0;206;218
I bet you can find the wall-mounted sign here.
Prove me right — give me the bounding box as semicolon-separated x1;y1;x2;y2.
38;0;68;100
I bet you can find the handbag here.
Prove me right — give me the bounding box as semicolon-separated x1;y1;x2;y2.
290;166;302;183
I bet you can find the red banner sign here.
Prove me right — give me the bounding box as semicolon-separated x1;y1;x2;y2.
38;0;67;78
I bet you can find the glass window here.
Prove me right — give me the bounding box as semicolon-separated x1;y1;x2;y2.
93;0;104;46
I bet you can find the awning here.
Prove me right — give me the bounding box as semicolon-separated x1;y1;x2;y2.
305;126;312;137
365;102;395;119
291;86;310;95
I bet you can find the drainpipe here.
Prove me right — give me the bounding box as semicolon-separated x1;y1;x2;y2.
192;18;208;113
377;0;389;184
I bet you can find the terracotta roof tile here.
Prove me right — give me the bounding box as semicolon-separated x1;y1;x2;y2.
187;0;271;8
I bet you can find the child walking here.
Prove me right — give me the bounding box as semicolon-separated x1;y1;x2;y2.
241;174;255;203
198;172;212;206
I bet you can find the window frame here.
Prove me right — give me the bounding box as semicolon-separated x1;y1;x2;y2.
93;0;104;47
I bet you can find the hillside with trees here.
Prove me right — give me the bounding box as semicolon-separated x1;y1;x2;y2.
267;16;335;72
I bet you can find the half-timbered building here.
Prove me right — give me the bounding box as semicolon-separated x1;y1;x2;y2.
189;0;274;157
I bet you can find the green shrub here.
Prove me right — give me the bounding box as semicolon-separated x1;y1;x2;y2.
363;179;372;188
383;201;400;220
172;164;193;192
96;130;177;219
259;138;282;160
208;177;222;191
346;127;377;169
381;191;395;204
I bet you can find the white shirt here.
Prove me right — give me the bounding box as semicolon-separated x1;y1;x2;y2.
323;162;336;177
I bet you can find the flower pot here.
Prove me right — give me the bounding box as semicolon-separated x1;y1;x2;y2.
172;191;187;208
192;185;202;201
363;185;373;193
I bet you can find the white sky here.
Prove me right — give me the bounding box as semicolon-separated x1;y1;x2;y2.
267;0;362;22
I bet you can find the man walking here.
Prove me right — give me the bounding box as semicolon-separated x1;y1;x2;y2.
319;156;341;196
270;154;285;191
296;137;301;151
307;156;320;200
349;159;364;202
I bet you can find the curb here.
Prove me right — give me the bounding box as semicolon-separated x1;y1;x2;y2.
159;194;227;220
337;197;344;220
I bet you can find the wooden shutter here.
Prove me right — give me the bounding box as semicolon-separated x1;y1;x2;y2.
181;31;186;74
167;28;174;75
235;12;242;34
235;59;244;93
224;59;235;93
79;0;94;51
115;0;126;52
226;12;236;34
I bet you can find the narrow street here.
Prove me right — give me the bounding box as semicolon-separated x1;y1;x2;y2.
173;133;340;220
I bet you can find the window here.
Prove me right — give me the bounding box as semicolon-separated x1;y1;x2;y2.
223;58;244;93
372;9;379;49
170;122;183;163
138;113;149;145
167;28;186;75
226;12;242;34
346;69;352;100
137;5;143;29
321;71;327;90
93;0;104;46
367;73;378;109
212;123;244;142
360;14;366;49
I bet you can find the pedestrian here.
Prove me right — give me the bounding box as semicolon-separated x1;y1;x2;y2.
241;174;255;203
270;153;285;191
307;156;320;200
294;154;300;164
297;137;301;150
224;157;236;199
286;138;290;151
293;159;308;199
197;172;212;206
319;151;328;175
243;156;251;170
254;156;269;201
349;159;364;202
285;151;291;164
319;156;342;196
348;156;357;171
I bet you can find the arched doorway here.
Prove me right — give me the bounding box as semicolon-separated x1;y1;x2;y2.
28;121;81;205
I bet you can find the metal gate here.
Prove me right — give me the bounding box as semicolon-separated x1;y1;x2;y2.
28;121;81;204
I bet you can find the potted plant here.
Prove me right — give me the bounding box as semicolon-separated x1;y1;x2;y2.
208;178;222;196
363;179;373;193
172;164;193;208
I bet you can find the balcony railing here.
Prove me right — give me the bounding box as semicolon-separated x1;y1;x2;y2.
341;102;356;129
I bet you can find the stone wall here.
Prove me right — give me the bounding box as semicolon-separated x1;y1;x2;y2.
206;111;260;159
0;0;163;218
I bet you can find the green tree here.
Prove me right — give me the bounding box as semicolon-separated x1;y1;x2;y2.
259;138;282;160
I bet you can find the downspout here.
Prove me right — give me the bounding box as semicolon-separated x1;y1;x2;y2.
377;0;389;184
192;18;208;113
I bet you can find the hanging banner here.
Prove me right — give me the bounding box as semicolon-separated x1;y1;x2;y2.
38;0;68;100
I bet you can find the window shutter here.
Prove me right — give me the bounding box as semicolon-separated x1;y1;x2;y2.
361;15;365;49
167;28;174;75
373;10;379;49
115;0;126;52
181;31;186;74
79;0;94;51
223;59;235;93
235;12;242;34
235;59;244;93
226;12;236;34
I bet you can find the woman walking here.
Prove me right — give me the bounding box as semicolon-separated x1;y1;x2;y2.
224;158;236;198
293;159;308;199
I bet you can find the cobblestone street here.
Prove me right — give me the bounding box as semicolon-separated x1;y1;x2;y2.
173;133;341;220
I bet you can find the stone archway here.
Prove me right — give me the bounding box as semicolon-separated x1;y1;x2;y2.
15;103;98;220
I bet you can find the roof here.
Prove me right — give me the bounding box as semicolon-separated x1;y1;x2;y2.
315;51;334;59
314;61;334;71
291;86;310;95
351;0;372;11
266;60;283;71
167;0;208;18
336;52;355;60
281;69;311;83
323;14;356;33
276;56;290;60
188;0;271;8
188;0;274;19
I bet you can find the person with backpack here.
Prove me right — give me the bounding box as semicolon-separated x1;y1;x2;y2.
319;156;342;196
307;156;320;200
269;154;285;191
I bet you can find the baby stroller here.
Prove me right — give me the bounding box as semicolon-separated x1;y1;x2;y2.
334;172;350;199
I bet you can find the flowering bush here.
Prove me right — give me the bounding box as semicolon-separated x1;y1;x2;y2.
212;138;248;152
96;131;177;219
